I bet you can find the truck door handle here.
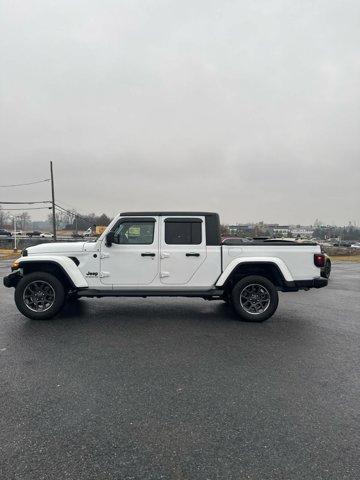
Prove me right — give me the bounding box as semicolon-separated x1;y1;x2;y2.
186;252;200;257
141;252;156;257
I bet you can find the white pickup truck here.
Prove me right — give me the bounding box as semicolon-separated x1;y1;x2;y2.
4;211;327;322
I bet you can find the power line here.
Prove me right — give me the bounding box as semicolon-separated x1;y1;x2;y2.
55;203;90;221
0;179;50;188
4;207;52;211
0;201;51;204
55;204;74;215
55;204;96;230
55;199;79;211
1;200;90;220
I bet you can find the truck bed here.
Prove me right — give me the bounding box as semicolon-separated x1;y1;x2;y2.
221;239;322;281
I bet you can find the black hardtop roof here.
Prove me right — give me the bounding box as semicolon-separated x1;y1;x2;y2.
120;211;218;217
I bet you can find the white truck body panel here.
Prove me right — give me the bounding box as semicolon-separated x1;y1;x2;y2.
97;216;222;288
27;242;88;254
16;255;88;288
100;218;160;286
159;216;207;286
216;256;294;286
220;244;321;284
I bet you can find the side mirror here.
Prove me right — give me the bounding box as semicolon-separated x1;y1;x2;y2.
105;231;114;247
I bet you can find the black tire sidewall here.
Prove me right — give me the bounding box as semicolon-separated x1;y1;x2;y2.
325;260;331;278
231;275;279;322
67;292;80;302
15;272;65;320
321;260;331;279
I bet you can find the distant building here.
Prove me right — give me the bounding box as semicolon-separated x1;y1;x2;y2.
290;227;314;238
228;224;253;236
228;223;315;239
273;226;291;236
265;224;279;235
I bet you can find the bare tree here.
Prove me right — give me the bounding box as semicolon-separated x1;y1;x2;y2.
47;211;65;229
18;212;31;230
0;207;9;228
220;224;229;236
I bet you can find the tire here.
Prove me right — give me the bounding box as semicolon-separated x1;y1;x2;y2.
321;259;331;279
67;293;80;303
14;272;66;320
222;294;231;305
230;275;279;322
68;295;80;301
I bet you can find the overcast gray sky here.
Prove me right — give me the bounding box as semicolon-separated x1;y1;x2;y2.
1;0;359;225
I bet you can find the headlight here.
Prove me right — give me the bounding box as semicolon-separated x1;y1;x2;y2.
11;260;20;271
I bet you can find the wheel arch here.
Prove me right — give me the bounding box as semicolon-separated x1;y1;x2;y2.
216;258;293;291
18;256;88;290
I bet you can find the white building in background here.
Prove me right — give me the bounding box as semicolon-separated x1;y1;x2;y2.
273;226;291;236
290;227;314;238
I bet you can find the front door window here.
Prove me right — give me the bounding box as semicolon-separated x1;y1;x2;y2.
113;222;155;245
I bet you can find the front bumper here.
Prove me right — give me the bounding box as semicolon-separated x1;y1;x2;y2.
3;271;21;288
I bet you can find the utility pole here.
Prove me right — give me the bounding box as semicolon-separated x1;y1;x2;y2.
50;161;57;241
13;216;17;251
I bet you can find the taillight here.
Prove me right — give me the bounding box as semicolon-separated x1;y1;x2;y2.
314;254;325;268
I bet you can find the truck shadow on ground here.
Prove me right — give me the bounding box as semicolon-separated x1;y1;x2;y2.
56;297;243;323
16;294;321;355
20;295;317;340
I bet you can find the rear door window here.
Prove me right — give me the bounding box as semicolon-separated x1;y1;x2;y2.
165;219;202;245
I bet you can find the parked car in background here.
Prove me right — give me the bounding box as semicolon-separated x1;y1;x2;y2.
83;227;92;237
332;241;352;247
0;229;11;237
11;230;23;236
26;231;42;237
350;242;360;249
72;233;84;238
40;232;54;238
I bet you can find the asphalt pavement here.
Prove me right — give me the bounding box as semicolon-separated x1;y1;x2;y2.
0;262;359;480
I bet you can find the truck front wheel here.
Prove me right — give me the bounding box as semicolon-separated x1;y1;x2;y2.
230;275;279;322
14;272;66;320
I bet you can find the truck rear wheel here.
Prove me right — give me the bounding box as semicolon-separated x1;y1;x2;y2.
14;272;66;320
231;275;278;322
321;258;331;279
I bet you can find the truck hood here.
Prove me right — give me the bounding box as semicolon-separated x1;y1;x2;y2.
26;242;88;255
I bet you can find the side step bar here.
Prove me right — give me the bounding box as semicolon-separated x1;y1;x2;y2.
77;288;224;299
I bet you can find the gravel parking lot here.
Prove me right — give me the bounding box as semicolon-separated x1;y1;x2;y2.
0;262;359;480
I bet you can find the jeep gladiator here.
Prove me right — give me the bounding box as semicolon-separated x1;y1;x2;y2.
4;212;328;322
